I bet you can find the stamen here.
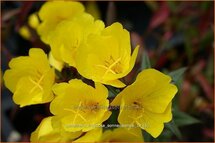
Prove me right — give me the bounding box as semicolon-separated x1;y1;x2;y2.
29;76;44;93
63;102;87;123
95;56;122;80
28;69;51;94
95;65;116;74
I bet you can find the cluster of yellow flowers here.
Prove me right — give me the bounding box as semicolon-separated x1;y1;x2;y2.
3;1;178;142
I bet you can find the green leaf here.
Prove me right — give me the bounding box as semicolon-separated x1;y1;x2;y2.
106;85;120;98
165;120;182;140
153;129;173;142
55;69;63;80
173;110;201;127
169;67;187;83
167;1;178;13
142;130;154;142
142;128;174;142
106;109;119;126
140;50;151;70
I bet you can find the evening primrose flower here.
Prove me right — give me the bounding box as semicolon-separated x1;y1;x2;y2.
31;116;82;142
31;116;102;142
3;48;55;107
111;69;178;138
49;13;104;67
37;1;84;43
76;22;139;88
50;79;111;132
100;127;144;142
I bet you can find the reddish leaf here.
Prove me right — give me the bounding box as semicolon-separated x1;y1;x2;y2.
198;9;213;36
149;1;170;30
203;128;214;138
196;73;213;100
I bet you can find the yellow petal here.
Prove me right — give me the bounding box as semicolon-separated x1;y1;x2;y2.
94;82;109;99
101;127;144;142
37;1;85;44
136;68;172;83
143;83;177;113
28;13;40;29
102;79;126;88
52;83;69;96
101;111;112;122
49;52;64;71
13;70;54;107
111;77;155;106
138;113;164;138
19;26;31;40
38;1;84;21
31;116;82;142
74;128;102;142
31;117;57;142
117;99;135;125
145;102;173;123
128;45;139;73
3;69;26;92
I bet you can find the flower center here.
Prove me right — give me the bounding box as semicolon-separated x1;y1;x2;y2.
85;101;99;113
96;56;123;78
132;101;143;111
105;56;123;74
56;15;66;23
28;70;50;94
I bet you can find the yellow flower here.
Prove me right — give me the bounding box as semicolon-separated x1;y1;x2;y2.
31;116;82;142
28;13;40;29
3;48;55;107
49;13;104;67
100;127;144;142
50;79;111;132
76;22;139;88
18;26;31;40
111;69;178;138
37;1;84;44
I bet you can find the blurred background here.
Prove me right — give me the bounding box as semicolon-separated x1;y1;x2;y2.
1;1;214;142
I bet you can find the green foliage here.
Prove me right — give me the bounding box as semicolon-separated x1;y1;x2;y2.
107;85;120;98
165;120;182;140
173;110;201;127
141;50;151;70
169;67;187;84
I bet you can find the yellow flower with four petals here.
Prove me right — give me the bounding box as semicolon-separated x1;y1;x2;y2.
111;69;178;137
31;116;102;142
37;1;85;43
76;22;139;88
50;79;111;132
3;48;55;107
49;13;104;67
